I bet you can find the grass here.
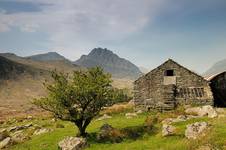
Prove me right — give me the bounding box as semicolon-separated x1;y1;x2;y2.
2;109;225;150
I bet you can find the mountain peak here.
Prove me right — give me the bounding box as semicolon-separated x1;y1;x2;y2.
74;47;142;79
26;52;68;62
88;48;116;57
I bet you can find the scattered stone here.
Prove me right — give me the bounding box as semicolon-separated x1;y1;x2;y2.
33;128;53;135
201;105;218;118
8;126;22;132
161;118;174;124
125;113;137;119
136;110;143;114
0;137;11;149
128;100;135;105
185;122;208;139
215;108;225;114
11;130;30;143
185;105;218;118
26;116;33;120
172;115;188;123
8;123;33;132
24;123;33;128
162;115;195;124
0;129;8;141
58;136;88;150
162;124;176;136
96;114;112;121
51;118;57;122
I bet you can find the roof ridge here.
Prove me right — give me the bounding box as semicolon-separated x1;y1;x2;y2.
135;59;207;82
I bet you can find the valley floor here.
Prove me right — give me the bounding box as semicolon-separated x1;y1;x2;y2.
1;107;225;150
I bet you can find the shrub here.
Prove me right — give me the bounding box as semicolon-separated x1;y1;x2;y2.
144;116;158;131
102;103;134;114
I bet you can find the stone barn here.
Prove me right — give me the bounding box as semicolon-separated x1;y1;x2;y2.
206;72;226;107
134;59;213;111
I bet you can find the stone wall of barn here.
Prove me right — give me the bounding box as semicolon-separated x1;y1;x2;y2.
134;60;213;111
209;72;226;107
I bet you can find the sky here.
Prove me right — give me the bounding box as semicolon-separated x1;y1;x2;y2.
0;0;226;74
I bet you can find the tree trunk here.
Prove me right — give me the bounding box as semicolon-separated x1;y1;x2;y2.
78;126;87;137
75;119;91;137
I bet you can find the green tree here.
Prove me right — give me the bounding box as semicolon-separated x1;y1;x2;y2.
34;67;117;137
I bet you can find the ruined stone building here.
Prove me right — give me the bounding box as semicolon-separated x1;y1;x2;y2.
134;59;214;111
206;72;226;107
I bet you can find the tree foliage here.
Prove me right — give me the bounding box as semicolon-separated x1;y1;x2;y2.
34;67;119;137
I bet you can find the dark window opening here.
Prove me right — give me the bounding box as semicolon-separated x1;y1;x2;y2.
165;70;174;76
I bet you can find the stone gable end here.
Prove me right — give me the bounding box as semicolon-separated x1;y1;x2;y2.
134;59;213;111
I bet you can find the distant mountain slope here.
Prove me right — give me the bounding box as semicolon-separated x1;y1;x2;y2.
0;53;80;118
0;52;81;73
203;59;226;77
0;55;47;80
26;52;68;62
74;48;142;79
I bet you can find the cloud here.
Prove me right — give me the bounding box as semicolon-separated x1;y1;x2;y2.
0;0;167;55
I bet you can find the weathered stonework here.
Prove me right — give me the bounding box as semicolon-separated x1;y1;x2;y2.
134;59;213;111
208;72;226;107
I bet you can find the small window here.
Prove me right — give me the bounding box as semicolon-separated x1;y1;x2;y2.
165;70;174;76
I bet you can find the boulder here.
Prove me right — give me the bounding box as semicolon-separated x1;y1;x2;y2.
8;126;23;132
97;124;123;143
185;122;208;139
161;118;174;124
26;116;33;120
128;100;135;105
185;105;217;118
0;137;11;149
58;137;88;150
33;128;53;135
125;113;137;119
136;110;143;114
24;123;33;128
201;106;217;118
162;115;191;125
7;123;33;132
0;129;8;141
171;115;189;123
215;108;225;114
11;130;30;143
162;124;176;137
96;114;112;121
51;118;57;122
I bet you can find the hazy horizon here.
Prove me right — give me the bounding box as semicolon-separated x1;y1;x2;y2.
0;0;226;73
